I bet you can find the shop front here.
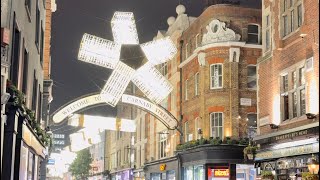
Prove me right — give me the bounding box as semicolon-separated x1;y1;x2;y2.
133;168;145;180
144;156;179;180
254;122;319;179
178;145;255;180
111;169;134;180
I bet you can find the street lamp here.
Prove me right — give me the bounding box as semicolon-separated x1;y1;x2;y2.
307;154;319;174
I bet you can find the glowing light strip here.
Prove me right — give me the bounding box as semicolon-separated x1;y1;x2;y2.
132;63;173;104
78;33;121;69
111;12;139;45
101;61;135;107
141;37;177;65
272;138;318;150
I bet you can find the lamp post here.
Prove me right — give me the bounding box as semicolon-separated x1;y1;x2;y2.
307;154;319;175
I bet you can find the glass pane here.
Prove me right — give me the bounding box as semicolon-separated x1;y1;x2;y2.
248;25;258;33
300;67;305;85
247;66;256;76
218;114;222;126
219;127;223;138
300;89;306;115
219;76;222;87
218;65;222;75
248;34;259;43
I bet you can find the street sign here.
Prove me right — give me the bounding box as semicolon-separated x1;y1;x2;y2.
47;159;55;165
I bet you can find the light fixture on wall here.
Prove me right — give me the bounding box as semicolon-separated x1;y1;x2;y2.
306;113;317;119
269;124;279;129
308;154;319;175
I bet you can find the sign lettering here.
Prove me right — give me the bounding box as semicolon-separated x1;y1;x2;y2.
53;93;178;130
214;169;230;177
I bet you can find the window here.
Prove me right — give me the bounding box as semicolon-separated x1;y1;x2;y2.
210;113;223;139
159;132;167;159
247;66;257;89
196;34;200;48
210;64;223;89
290;10;295;33
195;117;200;139
10;18;21;87
266;15;271;50
283;15;288;36
247;114;257;139
40;22;44;65
297;4;303;27
32;71;38;111
281;74;290;121
27;151;35;180
160;62;168;76
25;0;31;19
185;121;189;142
247;24;259;44
185;79;188;100
116;150;121;167
195;72;200;96
35;1;40;47
185;43;189;59
22;46;29;94
37;90;42;122
280;67;306;121
282;0;303;37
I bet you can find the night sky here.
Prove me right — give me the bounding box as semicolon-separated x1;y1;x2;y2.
50;0;261;118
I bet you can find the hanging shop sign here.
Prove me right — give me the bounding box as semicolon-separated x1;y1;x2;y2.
160;164;166;171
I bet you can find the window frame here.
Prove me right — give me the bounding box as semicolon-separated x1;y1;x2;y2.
247;24;261;44
247;65;257;89
195;72;200;96
280;65;306;122
281;0;303;38
195;34;200;48
210;112;224;139
247;113;257;139
185;79;189;100
210;64;223;89
159;132;168;159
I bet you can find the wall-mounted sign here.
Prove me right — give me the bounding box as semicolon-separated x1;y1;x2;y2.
273;127;318;142
214;169;230;177
259;116;269;126
240;98;252;106
160;164;166;171
255;143;319;160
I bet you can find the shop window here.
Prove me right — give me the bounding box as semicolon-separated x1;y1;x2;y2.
247;65;257;89
247;24;259;44
159;132;167;159
210;112;223;139
210;64;223;89
195;72;200;96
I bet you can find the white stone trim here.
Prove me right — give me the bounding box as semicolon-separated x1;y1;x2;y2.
179;42;262;68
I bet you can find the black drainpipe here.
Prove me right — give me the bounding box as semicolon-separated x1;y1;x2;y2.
178;39;184;180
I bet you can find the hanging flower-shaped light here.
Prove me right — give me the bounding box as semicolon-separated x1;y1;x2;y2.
78;11;177;107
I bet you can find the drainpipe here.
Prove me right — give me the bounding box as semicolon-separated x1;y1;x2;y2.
179;39;184;144
178;39;184;180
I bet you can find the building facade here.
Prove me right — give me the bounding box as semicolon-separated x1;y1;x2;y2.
1;0;56;179
254;0;319;179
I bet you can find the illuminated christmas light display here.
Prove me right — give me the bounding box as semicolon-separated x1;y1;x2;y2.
78;11;177;107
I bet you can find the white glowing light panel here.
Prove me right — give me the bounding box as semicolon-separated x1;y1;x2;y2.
133;63;173;104
111;12;139;45
101;62;135;106
78;33;121;69
140;37;177;65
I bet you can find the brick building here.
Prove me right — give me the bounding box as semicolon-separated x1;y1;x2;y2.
177;3;262;179
254;0;319;179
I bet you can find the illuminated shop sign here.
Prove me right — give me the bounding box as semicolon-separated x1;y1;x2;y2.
214;169;230;177
160;164;166;171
